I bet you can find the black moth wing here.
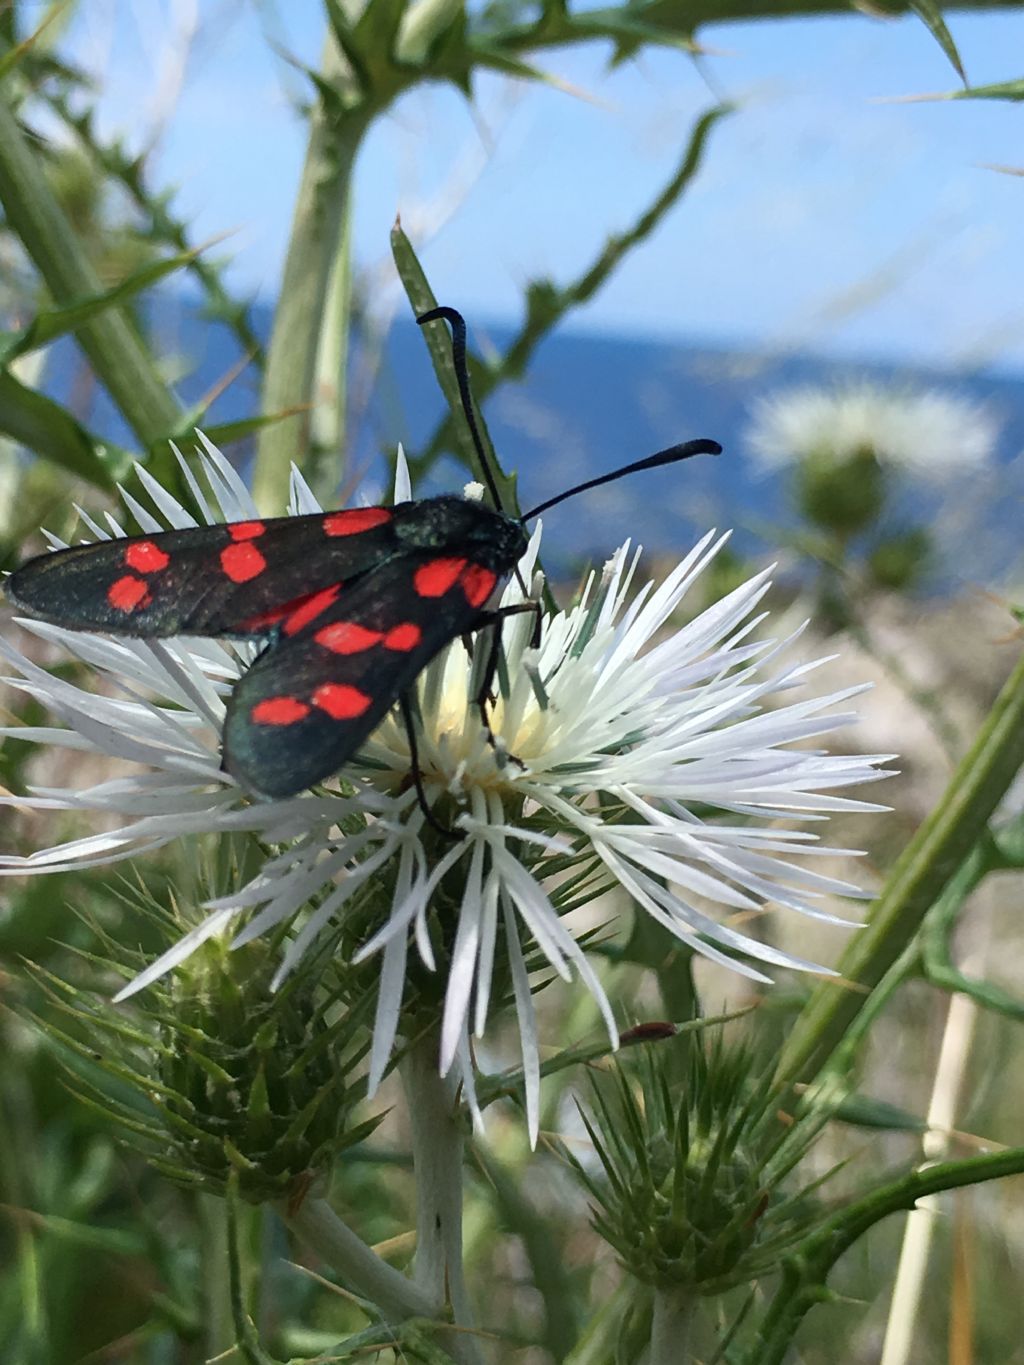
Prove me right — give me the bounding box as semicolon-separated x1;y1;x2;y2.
4;506;404;639
222;548;508;799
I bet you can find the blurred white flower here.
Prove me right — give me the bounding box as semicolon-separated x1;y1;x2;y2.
746;382;999;477
1;437;892;1142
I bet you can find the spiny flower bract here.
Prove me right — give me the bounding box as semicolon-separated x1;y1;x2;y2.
566;1037;833;1293
1;436;891;1141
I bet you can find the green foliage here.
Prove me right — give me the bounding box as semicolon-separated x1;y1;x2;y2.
564;1038;829;1295
24;891;382;1204
781;646;1024;1085
46;92;265;362
794;447;887;539
918;76;1024;101
0;244;212;367
0;367;129;485
908;0;967;83
392;223;520;514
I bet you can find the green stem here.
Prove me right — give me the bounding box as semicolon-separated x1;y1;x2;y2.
254;32;369;507
563;1286;633;1365
486;0;1022;56
918;814;1024;1018
0;97;181;449
284;1195;436;1322
472;1143;580;1359
198;1193;234;1360
816;939;921;1086
778;645;1024;1086
744;1145;1024;1365
401;1035;482;1365
1;1064;48;1361
650;1285;695;1363
308;196;353;496
227;1183;277;1365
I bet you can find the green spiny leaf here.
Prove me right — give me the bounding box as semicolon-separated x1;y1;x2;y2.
391;218;520;512
0;243;216;365
909;0;966;84
394;0;464;65
0;0;70;82
834;1091;928;1132
174;409;310;451
24;1212;145;1257
899;77;1024;102
0;370;129;486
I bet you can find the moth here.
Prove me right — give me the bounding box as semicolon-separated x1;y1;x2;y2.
6;308;720;814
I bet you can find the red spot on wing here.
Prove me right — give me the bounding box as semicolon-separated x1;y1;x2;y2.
238;584;345;635
239;605;289;632
108;575;152;612
283;584;342;636
313;683;372;719
220;542;267;584
229;520;266;541
315;621;383;655
323;508;391;537
383;622;422;652
461;564;497;608
414;557;467;598
124;540;170;573
252;696;311;726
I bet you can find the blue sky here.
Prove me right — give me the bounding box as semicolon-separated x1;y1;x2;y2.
62;3;1024;369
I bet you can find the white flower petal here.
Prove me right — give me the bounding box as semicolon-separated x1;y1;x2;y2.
288;463;322;515
367;919;411;1096
2;433;891;1142
114;906;240;1001
473;868;501;1039
116;482;166;534
746;381;998;476
393;445;412;504
173;441;216;523
440;838;485;1074
504;889;541;1148
195;431;260;518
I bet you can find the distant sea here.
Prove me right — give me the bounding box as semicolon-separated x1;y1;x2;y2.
72;295;1024;588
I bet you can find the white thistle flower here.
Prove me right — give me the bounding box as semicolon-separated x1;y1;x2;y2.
746;381;998;477
1;437;891;1143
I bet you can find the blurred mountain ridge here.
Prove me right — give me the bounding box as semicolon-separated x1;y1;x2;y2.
57;295;1024;587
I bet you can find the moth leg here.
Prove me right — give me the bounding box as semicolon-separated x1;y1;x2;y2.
399;691;464;841
473;601;543;768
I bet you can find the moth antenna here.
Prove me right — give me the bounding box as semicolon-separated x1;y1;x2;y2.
522;439;722;521
417;306;505;514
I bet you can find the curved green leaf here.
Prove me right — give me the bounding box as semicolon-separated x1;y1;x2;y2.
0;243;214;365
0;369;130;486
391;219;520;513
953;76;1024;100
909;0;965;84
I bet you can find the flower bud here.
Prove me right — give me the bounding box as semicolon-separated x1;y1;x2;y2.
567;1040;822;1293
30;917;378;1204
155;937;368;1201
795;447;886;538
